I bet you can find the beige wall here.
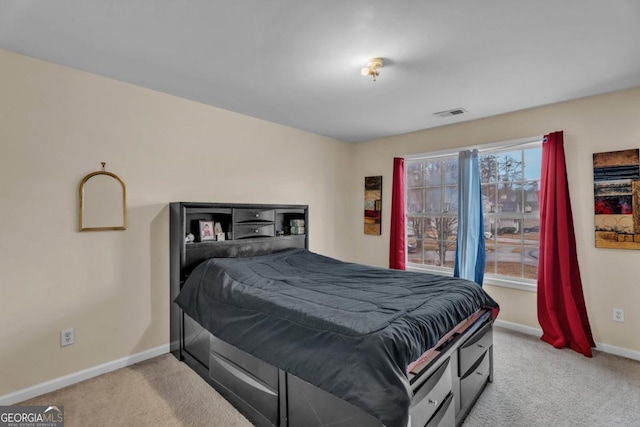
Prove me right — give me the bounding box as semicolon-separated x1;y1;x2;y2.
350;87;640;353
0;49;353;396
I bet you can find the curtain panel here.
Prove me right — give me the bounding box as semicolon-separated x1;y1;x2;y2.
537;131;595;357
454;149;485;285
389;157;406;270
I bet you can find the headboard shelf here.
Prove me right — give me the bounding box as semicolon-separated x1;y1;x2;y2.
185;234;306;246
186;207;234;214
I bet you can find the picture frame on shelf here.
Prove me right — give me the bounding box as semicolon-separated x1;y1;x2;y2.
199;220;215;241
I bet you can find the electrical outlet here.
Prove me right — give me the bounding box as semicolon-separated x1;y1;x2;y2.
61;328;75;347
613;308;625;323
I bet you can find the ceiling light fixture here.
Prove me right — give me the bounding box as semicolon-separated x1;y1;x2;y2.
360;58;384;82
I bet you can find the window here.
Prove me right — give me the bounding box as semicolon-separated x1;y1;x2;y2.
406;141;542;285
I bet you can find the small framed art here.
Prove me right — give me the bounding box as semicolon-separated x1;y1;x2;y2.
364;176;382;235
593;148;640;249
199;220;215;241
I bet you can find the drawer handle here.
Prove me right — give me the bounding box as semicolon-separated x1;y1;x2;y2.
477;344;485;349
254;229;259;233
428;398;438;406
255;213;260;218
476;371;484;376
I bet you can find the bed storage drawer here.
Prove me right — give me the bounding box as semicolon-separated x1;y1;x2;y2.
425;392;454;427
234;208;275;223
234;224;275;239
410;357;451;427
210;336;278;389
458;320;492;376
287;373;382;427
459;350;490;406
209;336;279;424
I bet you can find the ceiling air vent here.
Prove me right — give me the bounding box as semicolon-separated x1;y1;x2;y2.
433;108;467;118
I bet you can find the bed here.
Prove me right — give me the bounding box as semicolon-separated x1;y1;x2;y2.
169;202;499;427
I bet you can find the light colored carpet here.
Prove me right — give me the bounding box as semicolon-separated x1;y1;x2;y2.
21;354;252;427
463;327;640;427
20;327;640;426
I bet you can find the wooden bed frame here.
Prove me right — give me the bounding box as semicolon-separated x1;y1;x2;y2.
170;202;494;427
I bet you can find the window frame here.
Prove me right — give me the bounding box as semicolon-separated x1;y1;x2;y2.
404;136;543;292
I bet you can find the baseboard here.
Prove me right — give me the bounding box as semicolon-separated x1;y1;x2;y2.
494;319;640;362
595;342;640;362
494;319;542;336
0;344;169;405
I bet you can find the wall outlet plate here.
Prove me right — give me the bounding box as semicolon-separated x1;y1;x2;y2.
613;308;625;323
61;328;75;347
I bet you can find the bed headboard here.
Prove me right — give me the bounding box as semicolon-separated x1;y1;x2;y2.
169;202;308;357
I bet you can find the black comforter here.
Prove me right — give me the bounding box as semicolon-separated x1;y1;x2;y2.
175;248;499;427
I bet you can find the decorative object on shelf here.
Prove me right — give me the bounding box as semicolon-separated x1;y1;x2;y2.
360;58;385;82
199;220;215;241
216;233;226;241
290;226;305;235
593;148;640;249
214;222;223;235
364;176;382;235
78;162;126;231
289;219;305;235
185;233;195;243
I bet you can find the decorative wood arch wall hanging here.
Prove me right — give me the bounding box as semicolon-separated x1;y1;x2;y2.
79;162;127;231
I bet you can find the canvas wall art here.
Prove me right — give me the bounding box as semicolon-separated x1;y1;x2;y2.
593;148;640;249
364;176;382;235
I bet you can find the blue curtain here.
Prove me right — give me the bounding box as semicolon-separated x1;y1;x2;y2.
454;149;485;285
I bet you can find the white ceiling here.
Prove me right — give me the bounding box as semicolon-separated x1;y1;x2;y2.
1;0;639;142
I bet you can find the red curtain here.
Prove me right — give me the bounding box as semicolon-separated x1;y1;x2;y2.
538;131;595;357
389;157;406;270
